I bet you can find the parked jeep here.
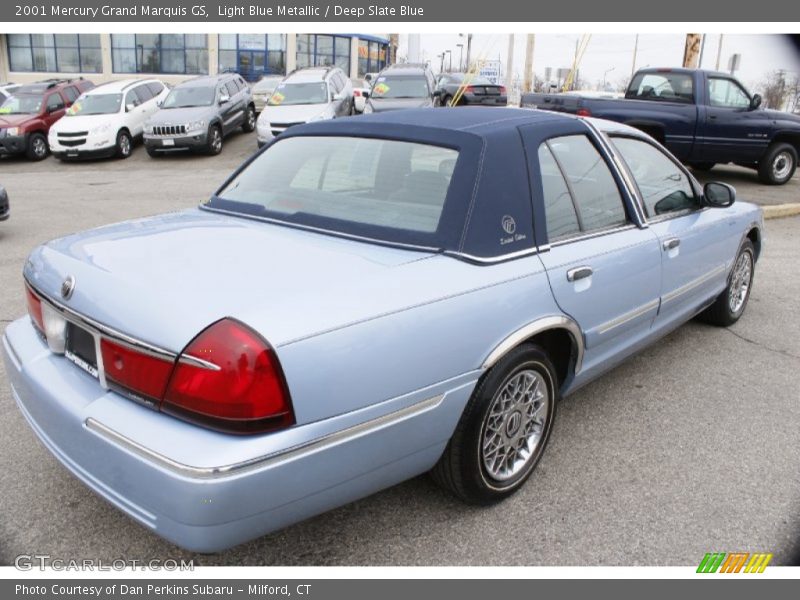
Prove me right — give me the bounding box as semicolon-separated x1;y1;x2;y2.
0;78;94;160
144;74;255;157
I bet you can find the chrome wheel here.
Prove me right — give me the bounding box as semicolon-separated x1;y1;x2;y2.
210;128;222;153
118;134;131;157
481;368;549;482
32;136;47;158
728;250;753;314
772;151;793;181
246;108;255;129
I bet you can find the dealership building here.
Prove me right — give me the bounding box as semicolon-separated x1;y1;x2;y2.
0;33;396;85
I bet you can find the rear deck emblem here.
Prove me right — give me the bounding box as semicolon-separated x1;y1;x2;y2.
61;275;75;300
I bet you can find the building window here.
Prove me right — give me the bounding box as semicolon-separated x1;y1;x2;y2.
218;34;286;81
111;34;208;75
296;34;351;74
358;39;388;76
7;34;102;73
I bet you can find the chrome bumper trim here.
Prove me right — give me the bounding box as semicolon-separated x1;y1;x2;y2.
85;393;445;479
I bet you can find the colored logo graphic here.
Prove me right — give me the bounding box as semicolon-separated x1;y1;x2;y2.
697;552;773;573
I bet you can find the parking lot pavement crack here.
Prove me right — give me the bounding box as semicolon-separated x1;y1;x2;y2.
724;328;800;361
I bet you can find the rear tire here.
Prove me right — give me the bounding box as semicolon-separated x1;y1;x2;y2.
698;239;755;327
26;133;48;161
431;344;558;504
241;105;256;133
758;142;797;185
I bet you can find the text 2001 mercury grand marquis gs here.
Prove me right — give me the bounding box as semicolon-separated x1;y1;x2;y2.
3;108;762;552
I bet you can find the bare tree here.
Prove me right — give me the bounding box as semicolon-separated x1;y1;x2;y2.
756;70;791;110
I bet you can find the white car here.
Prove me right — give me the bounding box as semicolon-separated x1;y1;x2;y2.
256;67;353;147
350;77;371;113
0;83;21;104
49;78;169;160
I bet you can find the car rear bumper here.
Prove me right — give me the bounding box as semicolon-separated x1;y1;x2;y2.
3;317;474;552
143;132;209;152
459;94;508;106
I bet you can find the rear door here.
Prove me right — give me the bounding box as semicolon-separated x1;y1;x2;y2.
521;127;662;377
697;75;769;163
609;135;732;327
222;79;244;132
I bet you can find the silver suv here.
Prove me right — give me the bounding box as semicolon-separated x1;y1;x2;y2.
144;73;255;156
256;67;353;147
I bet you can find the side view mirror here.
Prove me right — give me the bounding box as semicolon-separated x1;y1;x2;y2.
156;99;163;108
362;91;370;99
750;93;762;110
365;74;372;82
433;89;442;97
125;102;136;112
704;182;736;208
219;94;230;105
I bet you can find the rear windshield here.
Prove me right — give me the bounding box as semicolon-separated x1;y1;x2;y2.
625;72;694;103
208;136;459;245
371;76;429;99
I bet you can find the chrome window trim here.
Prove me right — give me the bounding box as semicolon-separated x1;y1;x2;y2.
548;223;638;248
596;298;660;335
84;393;445;479
443;246;541;264
482;315;584;374
661;264;727;304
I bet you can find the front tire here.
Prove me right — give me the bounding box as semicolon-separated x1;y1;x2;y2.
758;142;797;185
26;133;48;161
431;344;558;504
115;130;132;159
205;125;223;155
242;105;256;133
699;239;755;327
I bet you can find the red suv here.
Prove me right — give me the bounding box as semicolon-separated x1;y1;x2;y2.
0;78;94;160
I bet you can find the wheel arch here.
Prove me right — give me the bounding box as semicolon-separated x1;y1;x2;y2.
746;225;762;262
482;316;584;390
768;131;800;158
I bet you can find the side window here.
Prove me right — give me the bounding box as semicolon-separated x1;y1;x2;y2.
124;89;139;108
708;78;750;109
225;80;239;97
147;81;164;97
134;84;154;104
538;144;580;240
611;137;698;217
547;135;629;233
63;86;80;103
46;93;64;112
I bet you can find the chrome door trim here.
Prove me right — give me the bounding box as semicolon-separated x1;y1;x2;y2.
482;315;584;374
596;298;660;335
85;393;444;479
549;223;638;248
661;264;727;304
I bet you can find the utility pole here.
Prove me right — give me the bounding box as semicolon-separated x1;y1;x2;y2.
445;50;452;72
715;34;724;70
698;34;706;68
438;53;444;73
456;43;464;71
465;34;473;71
523;34;535;93
631;34;639;78
506;34;515;89
682;33;702;69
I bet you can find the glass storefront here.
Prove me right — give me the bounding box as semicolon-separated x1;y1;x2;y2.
358;39;388;76
218;34;286;81
111;34;208;75
296;34;351;73
7;34;102;73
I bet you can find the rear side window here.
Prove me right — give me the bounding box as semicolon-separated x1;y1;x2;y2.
63;86;80;103
147;81;164;96
626;72;694;103
543;135;629;235
46;93;64;112
610;137;698;216
538;144;580;240
225;80;238;97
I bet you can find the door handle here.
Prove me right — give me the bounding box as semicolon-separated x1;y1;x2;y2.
663;238;680;251
567;266;593;282
709;114;718;120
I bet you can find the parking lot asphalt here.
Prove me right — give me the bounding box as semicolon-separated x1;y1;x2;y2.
0;130;799;566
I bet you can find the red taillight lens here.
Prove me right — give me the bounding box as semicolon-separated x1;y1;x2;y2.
162;318;294;434
353;90;361;97
499;86;507;94
465;85;475;93
100;338;175;405
25;286;44;333
576;107;592;117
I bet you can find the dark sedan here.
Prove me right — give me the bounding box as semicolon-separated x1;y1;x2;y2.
435;73;507;107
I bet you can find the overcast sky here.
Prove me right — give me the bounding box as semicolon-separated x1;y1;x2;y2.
398;34;800;91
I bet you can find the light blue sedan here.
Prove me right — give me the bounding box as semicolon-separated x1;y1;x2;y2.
2;108;762;552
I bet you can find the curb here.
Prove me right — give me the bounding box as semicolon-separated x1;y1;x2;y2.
762;203;800;220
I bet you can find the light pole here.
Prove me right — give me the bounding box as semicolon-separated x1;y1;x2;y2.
456;43;464;71
445;50;452;72
602;66;615;90
438;53;444;73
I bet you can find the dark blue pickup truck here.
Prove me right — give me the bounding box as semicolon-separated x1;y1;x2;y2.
521;67;800;184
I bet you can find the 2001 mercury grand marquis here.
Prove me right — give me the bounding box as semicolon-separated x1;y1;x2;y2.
2;108;762;552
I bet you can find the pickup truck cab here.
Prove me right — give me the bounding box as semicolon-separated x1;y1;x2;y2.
522;68;800;185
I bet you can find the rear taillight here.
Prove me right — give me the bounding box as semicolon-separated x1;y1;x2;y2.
465;85;475;93
100;338;175;405
353;90;361;97
25;286;44;333
162;318;294;434
576;107;592;117
499;86;507;94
